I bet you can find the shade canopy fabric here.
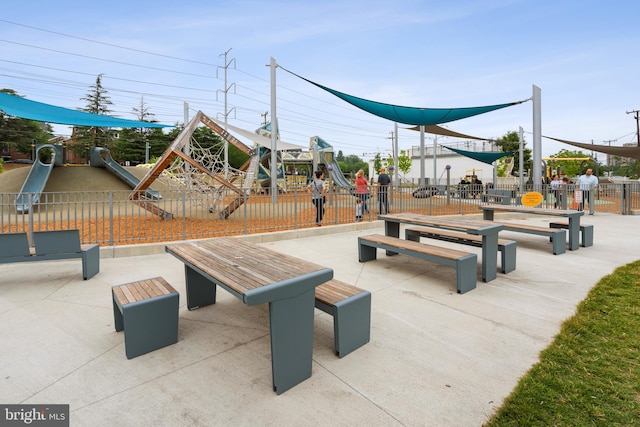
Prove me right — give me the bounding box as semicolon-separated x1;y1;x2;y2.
209;117;305;151
281;67;528;126
545;135;640;161
407;124;488;140
442;145;513;165
0;92;171;128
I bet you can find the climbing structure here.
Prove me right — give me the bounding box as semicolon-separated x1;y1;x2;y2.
130;111;258;219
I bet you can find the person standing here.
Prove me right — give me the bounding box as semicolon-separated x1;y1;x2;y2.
355;198;363;222
377;167;391;215
550;174;562;208
307;170;326;226
577;168;598;214
354;169;369;214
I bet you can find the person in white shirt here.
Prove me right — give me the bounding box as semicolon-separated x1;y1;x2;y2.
577;168;598;214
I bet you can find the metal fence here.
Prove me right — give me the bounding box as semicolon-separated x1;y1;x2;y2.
1;182;639;246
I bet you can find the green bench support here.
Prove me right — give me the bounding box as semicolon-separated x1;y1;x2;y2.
112;277;179;359
315;280;371;358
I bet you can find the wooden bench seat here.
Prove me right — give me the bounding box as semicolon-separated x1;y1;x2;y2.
501;223;566;255
358;234;477;294
0;230;99;280
405;227;516;274
112;276;179;359
315;280;371;358
549;221;593;247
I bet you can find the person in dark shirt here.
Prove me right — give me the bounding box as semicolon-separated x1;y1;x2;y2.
377;167;391;215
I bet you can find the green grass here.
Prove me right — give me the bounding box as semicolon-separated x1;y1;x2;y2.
485;260;640;426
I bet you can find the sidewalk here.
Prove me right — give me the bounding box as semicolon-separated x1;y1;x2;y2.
0;213;637;426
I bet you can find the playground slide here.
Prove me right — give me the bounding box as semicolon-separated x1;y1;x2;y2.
14;144;61;214
324;159;354;190
89;147;161;200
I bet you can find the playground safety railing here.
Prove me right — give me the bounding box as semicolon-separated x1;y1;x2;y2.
0;182;637;246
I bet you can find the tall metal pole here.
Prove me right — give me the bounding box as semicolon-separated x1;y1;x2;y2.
419;126;425;187
184;101;191;187
433;134;438;185
532;85;542;192
519;126;524;191
269;57;278;203
393;122;399;185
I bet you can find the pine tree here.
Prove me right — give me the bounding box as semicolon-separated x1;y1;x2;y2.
72;74;115;152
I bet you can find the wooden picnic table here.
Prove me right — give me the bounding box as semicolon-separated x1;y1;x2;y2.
479;205;585;251
165;237;334;394
379;213;504;282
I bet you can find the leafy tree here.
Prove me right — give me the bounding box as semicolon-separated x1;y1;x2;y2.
0;88;52;157
547;149;597;178
397;149;412;177
338;154;368;178
147;128;172;160
336;150;344;162
72;74;116;151
109;98;169;164
111;128;146;163
373;153;382;175
496;156;511;177
495;131;532;176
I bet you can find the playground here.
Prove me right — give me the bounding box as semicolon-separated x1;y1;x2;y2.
1;210;638;425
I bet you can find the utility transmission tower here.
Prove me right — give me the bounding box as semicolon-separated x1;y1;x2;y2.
217;48;236;179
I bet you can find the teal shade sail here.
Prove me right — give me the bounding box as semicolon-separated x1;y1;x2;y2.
442;145;513;165
0;92;172;128
281;67;528;126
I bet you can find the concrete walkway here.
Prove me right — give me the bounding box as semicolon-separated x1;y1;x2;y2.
1;213;637;426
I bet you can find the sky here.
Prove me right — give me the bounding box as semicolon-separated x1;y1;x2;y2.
1;0;639;163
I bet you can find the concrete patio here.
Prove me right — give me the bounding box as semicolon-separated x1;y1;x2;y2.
1;213;637;426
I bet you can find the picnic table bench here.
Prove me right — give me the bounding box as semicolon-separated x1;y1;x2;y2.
314;279;371;358
405;226;516;274
380;213;504;282
501;223;566;255
358;234;478;294
480;204;585;251
166;237;370;393
0;230;100;280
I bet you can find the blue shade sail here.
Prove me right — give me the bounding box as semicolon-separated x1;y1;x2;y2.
0;92;172;128
281;67;528;126
442;145;514;165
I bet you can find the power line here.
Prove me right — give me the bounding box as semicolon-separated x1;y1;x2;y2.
0;19;217;66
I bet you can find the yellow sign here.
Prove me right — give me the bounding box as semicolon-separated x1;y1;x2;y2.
521;191;543;207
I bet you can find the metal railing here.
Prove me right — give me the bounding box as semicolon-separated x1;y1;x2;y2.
1;182;638;246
